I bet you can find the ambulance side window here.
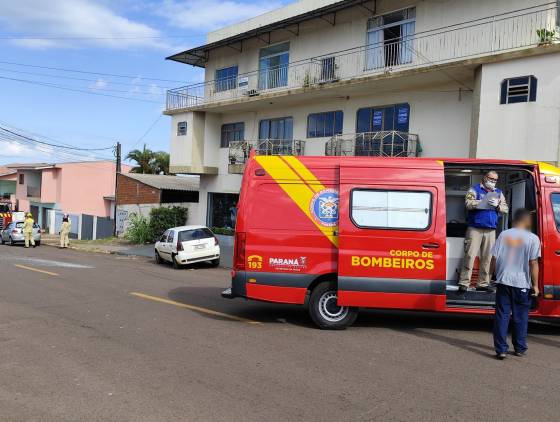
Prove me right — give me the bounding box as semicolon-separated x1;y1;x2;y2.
551;193;560;230
351;189;432;230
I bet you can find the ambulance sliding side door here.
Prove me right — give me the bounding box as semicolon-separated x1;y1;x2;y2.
336;164;447;311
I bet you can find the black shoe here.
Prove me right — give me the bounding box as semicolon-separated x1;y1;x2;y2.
496;353;507;360
457;285;468;294
476;286;496;293
514;350;527;357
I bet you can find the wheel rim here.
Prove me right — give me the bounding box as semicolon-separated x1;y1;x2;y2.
318;290;348;323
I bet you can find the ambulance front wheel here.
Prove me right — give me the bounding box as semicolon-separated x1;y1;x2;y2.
309;282;358;330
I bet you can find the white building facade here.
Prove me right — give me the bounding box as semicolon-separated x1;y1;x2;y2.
164;0;560;227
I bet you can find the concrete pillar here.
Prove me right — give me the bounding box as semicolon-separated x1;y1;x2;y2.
92;216;97;241
468;66;482;158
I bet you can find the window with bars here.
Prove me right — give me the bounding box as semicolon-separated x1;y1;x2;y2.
500;76;537;104
177;121;187;136
220;122;245;148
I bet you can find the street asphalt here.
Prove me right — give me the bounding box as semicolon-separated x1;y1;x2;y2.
0;244;559;422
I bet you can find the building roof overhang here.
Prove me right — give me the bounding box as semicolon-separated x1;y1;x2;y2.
166;0;373;67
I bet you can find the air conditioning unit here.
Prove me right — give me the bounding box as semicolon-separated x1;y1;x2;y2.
238;76;260;97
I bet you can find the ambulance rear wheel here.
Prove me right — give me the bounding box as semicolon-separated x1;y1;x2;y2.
309;282;358;330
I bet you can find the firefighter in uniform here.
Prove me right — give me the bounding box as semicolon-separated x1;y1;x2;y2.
23;213;36;248
59;215;71;248
458;171;508;293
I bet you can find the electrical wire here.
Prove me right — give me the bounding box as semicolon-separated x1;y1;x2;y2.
0;75;163;104
128;115;163;149
0;60;192;83
0;66;176;90
0;125;114;151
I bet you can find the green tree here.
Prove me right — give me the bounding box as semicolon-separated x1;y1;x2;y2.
153;151;170;175
126;145;170;175
126;144;155;174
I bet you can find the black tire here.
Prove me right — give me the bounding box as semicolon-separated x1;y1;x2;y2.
308;282;358;330
172;254;182;269
35;241;40;246
210;258;220;267
1;237;5;245
9;237;14;246
155;250;163;264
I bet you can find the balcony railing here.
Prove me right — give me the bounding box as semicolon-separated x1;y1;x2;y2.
166;4;557;111
228;139;305;173
325;131;421;157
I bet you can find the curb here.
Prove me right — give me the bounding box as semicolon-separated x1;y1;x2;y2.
42;241;150;259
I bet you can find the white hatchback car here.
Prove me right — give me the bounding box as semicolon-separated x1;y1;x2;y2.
155;225;220;268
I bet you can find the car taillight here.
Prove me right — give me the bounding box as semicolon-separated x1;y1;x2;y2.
12;230;18;234
177;241;183;251
214;236;219;246
234;232;246;271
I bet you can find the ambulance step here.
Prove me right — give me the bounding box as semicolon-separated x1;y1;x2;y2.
446;300;494;308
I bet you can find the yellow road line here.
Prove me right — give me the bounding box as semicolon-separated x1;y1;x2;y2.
129;292;261;325
14;264;59;277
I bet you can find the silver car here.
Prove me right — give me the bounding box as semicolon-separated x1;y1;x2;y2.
1;221;41;246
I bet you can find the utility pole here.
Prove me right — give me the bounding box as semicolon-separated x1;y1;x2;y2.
113;142;121;236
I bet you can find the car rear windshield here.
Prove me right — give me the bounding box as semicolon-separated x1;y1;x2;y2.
178;228;214;242
15;222;23;228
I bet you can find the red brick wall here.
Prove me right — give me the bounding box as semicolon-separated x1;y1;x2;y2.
116;174;161;205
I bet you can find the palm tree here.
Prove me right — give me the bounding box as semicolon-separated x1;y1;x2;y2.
126;144;155;174
153;151;170;175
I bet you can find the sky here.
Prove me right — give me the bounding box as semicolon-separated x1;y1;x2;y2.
0;0;291;166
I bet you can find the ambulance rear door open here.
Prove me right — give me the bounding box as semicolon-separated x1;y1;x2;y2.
336;164;447;311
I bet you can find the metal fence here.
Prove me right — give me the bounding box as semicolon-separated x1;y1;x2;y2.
166;4;557;111
228;139;306;166
325;131;421;157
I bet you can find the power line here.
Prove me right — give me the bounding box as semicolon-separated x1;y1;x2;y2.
0;66;176;90
129;115;164;149
0;75;162;104
0;131;114;161
0;34;204;41
0;71;166;96
0;60;192;83
0;125;114;151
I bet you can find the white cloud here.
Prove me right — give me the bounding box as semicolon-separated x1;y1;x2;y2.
0;0;168;50
90;78;108;90
156;0;286;31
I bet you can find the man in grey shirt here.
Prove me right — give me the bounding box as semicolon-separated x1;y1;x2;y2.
490;208;540;360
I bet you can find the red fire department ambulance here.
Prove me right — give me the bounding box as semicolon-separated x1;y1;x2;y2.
222;154;560;329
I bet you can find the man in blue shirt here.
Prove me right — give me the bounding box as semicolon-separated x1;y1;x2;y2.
490;208;540;360
458;171;508;293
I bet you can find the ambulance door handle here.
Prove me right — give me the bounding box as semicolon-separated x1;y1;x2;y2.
554;250;560;256
422;243;440;249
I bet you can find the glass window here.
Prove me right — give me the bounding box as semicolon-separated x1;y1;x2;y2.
178;228;215;242
551;193;560;230
500;76;537;104
177;121;187;136
221;122;245;148
167;231;175;243
160;230;169;242
259;117;293;140
259;42;290;90
351;189;431;230
19;174;24;184
307;111;343;138
215;66;238;92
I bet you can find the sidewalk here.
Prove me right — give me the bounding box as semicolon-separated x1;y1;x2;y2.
41;234;234;267
41;234;155;258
